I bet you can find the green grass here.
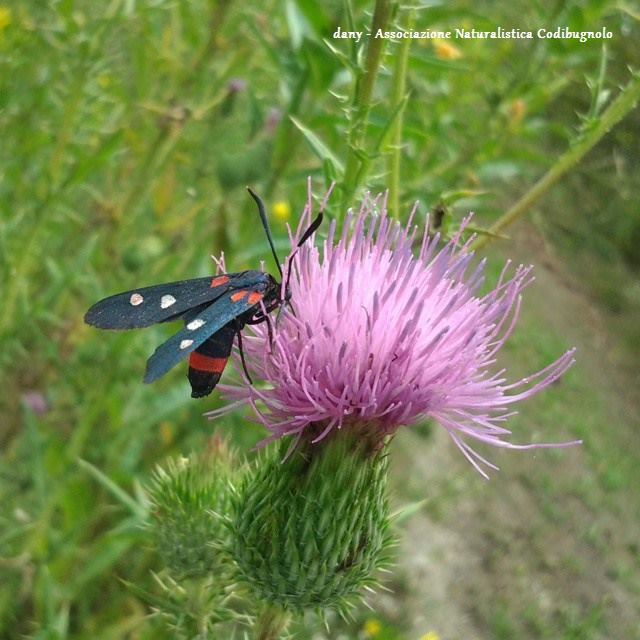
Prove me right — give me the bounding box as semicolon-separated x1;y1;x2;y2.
1;0;639;638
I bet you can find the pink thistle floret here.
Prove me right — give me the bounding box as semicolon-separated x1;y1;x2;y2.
208;186;580;477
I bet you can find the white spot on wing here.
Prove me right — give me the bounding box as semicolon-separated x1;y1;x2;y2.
130;293;144;306
160;294;176;309
187;319;205;331
180;339;194;350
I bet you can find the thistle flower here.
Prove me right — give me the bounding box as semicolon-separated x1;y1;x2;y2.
209;186;579;477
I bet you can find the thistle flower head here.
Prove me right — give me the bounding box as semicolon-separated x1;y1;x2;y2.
147;439;235;578
210;185;579;477
230;433;392;612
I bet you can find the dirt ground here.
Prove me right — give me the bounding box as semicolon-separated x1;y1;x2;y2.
382;223;640;639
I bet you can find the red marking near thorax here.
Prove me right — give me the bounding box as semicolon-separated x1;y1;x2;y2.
231;290;248;302
210;275;230;288
188;352;228;373
230;290;264;305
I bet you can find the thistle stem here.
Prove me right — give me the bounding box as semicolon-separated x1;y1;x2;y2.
342;0;394;209
254;604;291;640
471;73;640;251
387;9;414;219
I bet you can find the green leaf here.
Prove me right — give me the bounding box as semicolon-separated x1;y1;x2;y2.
465;225;509;240
322;38;355;69
77;459;146;519
374;93;410;154
71;535;135;594
286;0;311;50
293;0;330;35
440;189;489;206
290;116;345;174
391;499;427;523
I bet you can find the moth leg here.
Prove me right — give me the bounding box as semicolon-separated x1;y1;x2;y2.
264;313;274;350
276;300;295;324
235;325;253;385
244;303;275;350
246;299;280;326
248;312;274;348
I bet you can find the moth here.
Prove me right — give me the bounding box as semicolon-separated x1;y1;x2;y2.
84;189;321;397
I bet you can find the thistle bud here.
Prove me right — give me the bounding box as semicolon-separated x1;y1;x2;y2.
147;438;235;579
230;430;393;613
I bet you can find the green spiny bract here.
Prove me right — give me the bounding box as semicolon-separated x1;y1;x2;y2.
147;439;235;580
230;430;393;613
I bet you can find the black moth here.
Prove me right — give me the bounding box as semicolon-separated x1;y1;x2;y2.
84;189;322;398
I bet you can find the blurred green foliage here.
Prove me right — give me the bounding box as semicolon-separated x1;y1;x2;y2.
0;0;638;638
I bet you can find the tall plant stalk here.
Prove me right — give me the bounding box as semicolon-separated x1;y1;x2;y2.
387;9;414;219
342;0;394;209
471;74;640;251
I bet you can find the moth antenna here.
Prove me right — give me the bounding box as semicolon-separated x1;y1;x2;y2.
247;187;283;279
282;195;327;302
296;209;323;247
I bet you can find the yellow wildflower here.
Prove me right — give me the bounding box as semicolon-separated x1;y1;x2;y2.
433;39;462;61
363;618;382;637
159;422;175;446
0;6;12;30
420;632;441;640
272;200;291;223
508;98;527;127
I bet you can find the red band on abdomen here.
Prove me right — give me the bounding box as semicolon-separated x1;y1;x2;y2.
188;352;228;373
